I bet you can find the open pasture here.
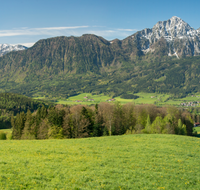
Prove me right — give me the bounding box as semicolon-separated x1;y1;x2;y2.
57;93;114;105
0;134;200;189
55;92;200;107
33;92;200;107
129;93;170;105
56;93;169;105
193;127;200;134
193;127;200;137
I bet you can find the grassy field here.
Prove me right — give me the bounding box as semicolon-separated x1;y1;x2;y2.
0;134;200;189
57;93;114;105
193;127;200;134
33;92;200;107
193;127;200;138
126;93;171;105
57;92;200;106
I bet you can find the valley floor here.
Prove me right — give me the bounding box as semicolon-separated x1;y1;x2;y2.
34;92;200;107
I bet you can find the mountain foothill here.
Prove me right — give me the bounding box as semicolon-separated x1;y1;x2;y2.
0;16;200;98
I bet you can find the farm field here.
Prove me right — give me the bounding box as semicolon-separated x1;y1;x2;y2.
52;93;115;105
56;93;171;105
33;92;200;107
0;134;200;189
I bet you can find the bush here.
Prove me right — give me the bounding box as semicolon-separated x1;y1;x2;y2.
120;94;139;99
0;132;7;140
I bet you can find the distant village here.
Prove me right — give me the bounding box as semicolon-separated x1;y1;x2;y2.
151;95;200;107
180;101;199;107
180;95;200;107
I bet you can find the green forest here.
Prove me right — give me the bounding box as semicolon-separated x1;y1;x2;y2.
0;93;52;129
11;102;195;140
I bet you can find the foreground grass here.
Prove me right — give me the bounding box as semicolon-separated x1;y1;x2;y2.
0;135;200;189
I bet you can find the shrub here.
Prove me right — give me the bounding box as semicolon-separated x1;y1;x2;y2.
120;94;139;99
0;132;7;140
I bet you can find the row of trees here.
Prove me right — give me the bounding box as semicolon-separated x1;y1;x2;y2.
11;103;194;140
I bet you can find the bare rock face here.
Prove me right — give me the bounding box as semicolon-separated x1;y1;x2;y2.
0;44;27;57
129;16;200;58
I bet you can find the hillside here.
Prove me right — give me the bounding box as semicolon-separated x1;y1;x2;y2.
0;93;52;129
0;17;200;98
0;135;200;189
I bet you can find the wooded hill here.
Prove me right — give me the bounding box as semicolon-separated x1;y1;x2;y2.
0;93;52;129
0;34;200;98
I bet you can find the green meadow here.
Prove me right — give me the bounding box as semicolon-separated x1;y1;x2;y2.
56;93;171;105
193;127;200;138
193;127;200;134
0;134;200;189
56;93;114;105
33;92;200;107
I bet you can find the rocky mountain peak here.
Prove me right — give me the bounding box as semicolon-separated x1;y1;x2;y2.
133;16;200;57
0;44;27;57
152;16;195;40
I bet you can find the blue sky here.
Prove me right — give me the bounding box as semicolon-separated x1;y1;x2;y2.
1;0;200;47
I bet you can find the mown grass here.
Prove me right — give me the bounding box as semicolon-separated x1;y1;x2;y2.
0;134;200;189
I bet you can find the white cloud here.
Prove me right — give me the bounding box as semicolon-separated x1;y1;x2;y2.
34;26;89;30
117;28;138;32
20;42;35;47
0;26;139;45
0;26;89;37
85;29;138;40
10;42;35;47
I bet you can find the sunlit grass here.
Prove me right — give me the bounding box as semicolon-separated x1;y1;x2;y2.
193;127;200;134
0;134;200;189
132;93;170;104
57;93;114;105
32;92;200;107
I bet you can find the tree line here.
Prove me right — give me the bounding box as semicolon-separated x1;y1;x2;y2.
11;102;194;140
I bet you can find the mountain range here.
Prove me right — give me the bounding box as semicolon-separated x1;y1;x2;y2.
0;16;200;98
0;44;27;57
